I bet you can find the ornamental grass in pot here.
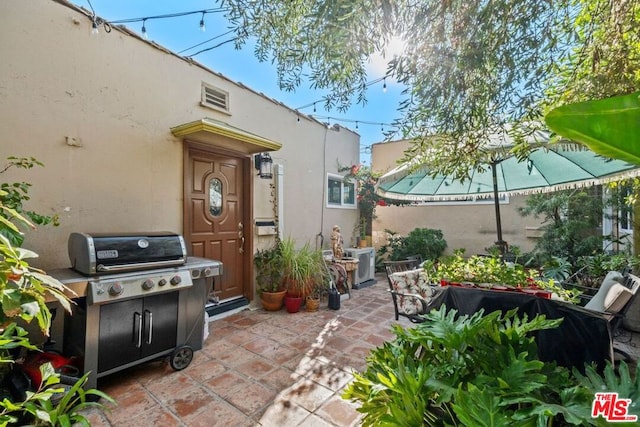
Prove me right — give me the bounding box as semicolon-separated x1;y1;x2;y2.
280;238;326;311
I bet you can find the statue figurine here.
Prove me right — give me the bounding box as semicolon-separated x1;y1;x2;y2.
331;225;344;260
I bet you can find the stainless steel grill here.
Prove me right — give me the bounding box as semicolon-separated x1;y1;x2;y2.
51;232;222;389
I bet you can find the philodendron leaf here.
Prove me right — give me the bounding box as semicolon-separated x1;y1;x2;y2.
545;92;640;165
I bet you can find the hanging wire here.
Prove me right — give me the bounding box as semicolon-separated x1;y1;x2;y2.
185;37;239;57
178;29;236;54
295;76;387;111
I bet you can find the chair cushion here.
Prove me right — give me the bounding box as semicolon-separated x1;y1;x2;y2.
389;269;434;315
584;271;623;312
603;283;633;313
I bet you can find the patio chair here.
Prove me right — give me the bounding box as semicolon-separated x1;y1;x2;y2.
384;260;436;323
582;272;640;361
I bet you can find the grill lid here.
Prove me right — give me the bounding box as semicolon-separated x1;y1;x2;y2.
68;232;187;275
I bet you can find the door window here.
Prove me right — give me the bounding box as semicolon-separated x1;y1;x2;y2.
209;178;222;216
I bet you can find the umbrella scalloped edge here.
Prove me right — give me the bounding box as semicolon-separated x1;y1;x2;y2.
375;168;640;203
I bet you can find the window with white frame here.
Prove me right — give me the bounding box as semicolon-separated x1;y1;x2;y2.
327;174;356;208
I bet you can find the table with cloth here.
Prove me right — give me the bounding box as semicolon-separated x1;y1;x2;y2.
425;286;613;371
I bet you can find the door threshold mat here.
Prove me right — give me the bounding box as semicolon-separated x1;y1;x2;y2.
206;298;249;317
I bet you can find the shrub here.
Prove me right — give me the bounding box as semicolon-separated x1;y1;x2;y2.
385;228;447;262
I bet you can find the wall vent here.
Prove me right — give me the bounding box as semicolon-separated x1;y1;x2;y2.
201;83;229;112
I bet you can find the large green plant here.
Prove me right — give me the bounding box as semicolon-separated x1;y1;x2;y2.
0;160;113;424
546;93;640;165
343;306;639;426
0;157;59;247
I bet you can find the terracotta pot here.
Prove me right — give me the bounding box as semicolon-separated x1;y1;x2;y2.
306;296;320;312
260;289;286;311
284;294;303;313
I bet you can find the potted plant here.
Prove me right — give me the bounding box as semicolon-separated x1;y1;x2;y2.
306;259;331;312
358;217;368;247
254;240;286;311
280;238;326;312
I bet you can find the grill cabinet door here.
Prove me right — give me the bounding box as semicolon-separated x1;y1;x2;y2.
140;292;178;359
98;292;179;373
98;299;143;373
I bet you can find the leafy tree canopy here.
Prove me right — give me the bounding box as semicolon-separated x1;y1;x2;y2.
220;0;640;177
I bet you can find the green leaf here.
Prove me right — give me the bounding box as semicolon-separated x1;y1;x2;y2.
545;92;640;165
452;383;513;427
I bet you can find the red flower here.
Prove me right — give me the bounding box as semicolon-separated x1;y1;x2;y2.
376;199;387;206
351;164;360;174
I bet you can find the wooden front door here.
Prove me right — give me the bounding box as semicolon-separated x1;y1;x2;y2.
185;145;247;301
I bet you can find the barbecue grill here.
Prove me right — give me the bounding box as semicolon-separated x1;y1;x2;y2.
49;232;222;389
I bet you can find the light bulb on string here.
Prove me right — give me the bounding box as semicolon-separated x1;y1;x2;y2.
199;12;206;32
355;121;359;130
313;102;316;113
381;123;384;132
141;19;148;39
382;77;387;93
91;19;99;35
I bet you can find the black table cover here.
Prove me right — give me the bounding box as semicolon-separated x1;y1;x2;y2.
427;286;613;371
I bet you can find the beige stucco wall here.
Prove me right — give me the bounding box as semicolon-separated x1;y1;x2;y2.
0;0;359;270
371;140;544;256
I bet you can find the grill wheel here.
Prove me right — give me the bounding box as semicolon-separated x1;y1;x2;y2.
170;345;194;371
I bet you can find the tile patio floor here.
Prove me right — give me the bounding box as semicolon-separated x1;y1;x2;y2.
81;273;639;426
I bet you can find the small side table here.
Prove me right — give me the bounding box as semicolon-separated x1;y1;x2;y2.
335;257;359;294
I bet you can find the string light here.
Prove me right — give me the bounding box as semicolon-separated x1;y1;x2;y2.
87;8;228;40
91;19;99;35
310;114;397;135
84;4;398;139
141;18;148;39
87;0;99;35
199;12;206;32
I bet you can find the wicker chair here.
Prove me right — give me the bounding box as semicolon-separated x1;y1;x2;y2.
384;259;435;323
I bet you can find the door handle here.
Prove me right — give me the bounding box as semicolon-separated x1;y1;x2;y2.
239;222;244;253
134;312;142;348
145;309;153;345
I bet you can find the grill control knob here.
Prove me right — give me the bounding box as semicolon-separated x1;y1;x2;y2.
108;282;124;296
158;278;167;287
142;279;155;290
170;275;182;286
203;267;212;277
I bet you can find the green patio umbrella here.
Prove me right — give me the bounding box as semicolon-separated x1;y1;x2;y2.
376;142;640;248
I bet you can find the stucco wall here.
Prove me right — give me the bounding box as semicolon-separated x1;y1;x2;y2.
371;140;544;256
0;0;359;269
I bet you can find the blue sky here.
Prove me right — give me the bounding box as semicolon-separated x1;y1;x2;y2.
79;0;406;166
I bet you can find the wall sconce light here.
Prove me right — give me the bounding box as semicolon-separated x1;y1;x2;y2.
254;153;273;179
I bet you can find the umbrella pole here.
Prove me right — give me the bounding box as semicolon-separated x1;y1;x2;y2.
492;162;507;256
